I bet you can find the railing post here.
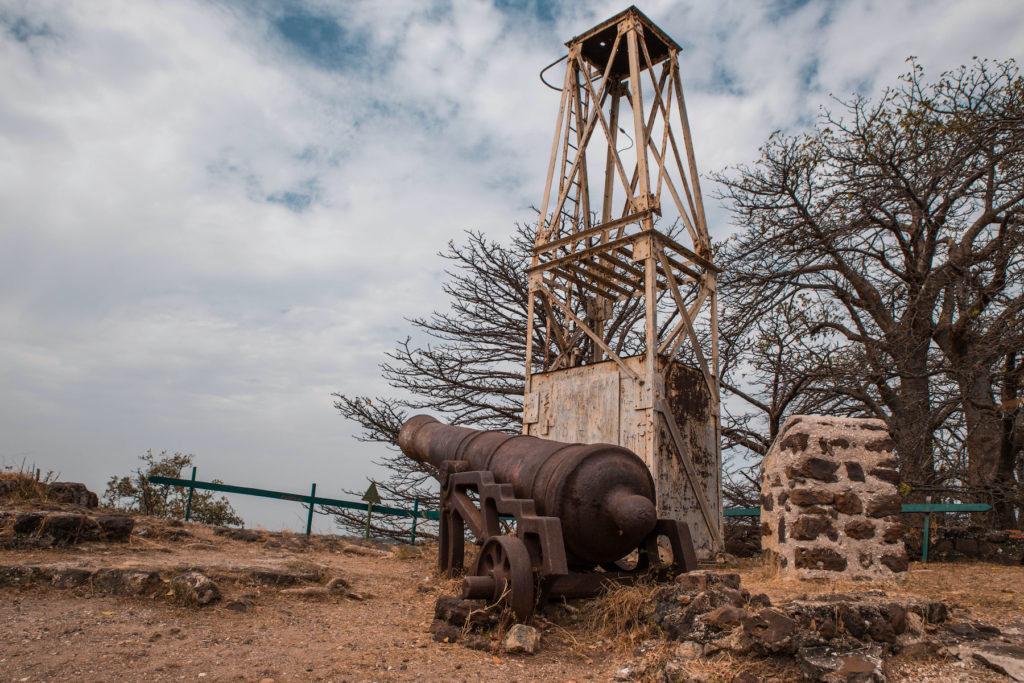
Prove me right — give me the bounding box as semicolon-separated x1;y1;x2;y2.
410;497;419;545
364;502;374;541
306;483;317;536
922;496;931;563
184;466;197;521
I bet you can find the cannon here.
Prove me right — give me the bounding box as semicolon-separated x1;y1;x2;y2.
398;415;698;620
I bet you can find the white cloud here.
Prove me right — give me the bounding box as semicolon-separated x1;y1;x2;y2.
0;0;1020;529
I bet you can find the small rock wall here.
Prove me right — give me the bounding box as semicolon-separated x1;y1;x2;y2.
760;415;909;578
905;526;1024;565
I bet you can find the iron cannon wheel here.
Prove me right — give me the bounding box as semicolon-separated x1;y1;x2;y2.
472;536;534;621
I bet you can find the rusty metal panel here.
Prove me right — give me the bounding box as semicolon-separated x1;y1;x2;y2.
524;355;720;559
524;362;620;444
655;359;719;558
618;358;651;466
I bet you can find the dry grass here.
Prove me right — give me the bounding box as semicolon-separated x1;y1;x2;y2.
735;556;1024;625
578;579;661;651
736;555;912;602
0;471;51;504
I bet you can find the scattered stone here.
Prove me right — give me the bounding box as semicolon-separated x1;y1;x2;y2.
325;576;350;596
748;593;771;609
612;666;634;681
171;570;221;606
904;612;923;636
969;643;1024;681
741;608;798;653
223;598;254;612
462;634;491;651
230;528;265;542
430;622;461;644
95;568;163;596
730;672;758;683
674;641;703;659
46;567;93;588
503;624;540;654
433;595;500;631
340;543;391;557
280;586;331;599
93;515;135;541
701;605;748;631
660;658;692;682
249;567;319;586
945;622;998;641
798;645;884;683
47;482;99;507
674;571;741;591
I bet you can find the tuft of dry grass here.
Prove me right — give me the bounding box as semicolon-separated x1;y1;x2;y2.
391;543;429;561
0;471;51;503
578;579;661;652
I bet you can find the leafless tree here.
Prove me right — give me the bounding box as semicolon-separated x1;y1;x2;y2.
329;221;680;539
715;58;1023;522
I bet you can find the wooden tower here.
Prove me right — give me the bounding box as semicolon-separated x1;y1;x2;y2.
523;6;722;556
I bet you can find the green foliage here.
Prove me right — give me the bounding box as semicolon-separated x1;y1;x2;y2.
103;450;243;527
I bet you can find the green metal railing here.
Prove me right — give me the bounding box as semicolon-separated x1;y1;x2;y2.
147;474;438;541
150;474;993;558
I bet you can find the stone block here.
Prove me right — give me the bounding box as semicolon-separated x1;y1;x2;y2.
791;515;838;542
833;491;863;515
844;519;876;540
790;488;834;506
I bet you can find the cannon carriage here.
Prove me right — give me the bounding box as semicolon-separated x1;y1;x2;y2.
399;415;697;620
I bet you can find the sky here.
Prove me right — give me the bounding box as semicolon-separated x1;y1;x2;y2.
1;0;1022;532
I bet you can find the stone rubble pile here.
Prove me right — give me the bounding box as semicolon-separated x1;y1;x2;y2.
609;570;1024;682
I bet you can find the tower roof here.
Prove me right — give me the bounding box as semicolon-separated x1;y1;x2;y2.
567;6;682;80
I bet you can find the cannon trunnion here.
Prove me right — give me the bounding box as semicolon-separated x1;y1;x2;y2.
399;415;698;620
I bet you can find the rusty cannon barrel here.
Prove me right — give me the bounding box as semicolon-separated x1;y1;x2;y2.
398;414;658;564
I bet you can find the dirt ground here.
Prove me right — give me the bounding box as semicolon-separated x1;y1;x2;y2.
2;519;1023;682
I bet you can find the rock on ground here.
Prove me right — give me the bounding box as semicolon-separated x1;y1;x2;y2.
503;624;540;654
963;643;1024;682
170;571;220;606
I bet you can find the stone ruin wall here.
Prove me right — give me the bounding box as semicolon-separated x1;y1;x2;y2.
760;415;909;578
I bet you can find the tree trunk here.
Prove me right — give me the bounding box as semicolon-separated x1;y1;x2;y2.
884;360;936;499
997;352;1022;528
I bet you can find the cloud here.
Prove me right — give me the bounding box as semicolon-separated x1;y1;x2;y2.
0;0;1020;529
